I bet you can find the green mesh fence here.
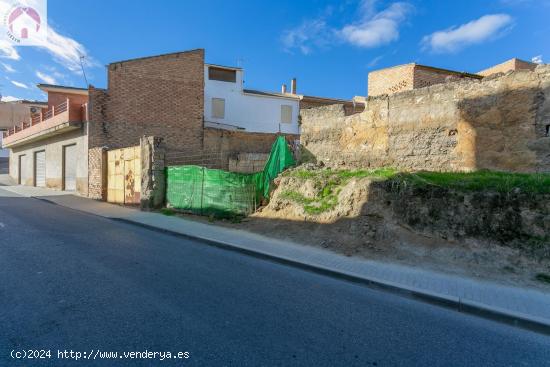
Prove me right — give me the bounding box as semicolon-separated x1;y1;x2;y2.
166;136;295;217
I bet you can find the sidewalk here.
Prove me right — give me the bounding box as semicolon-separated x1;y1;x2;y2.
2;179;550;333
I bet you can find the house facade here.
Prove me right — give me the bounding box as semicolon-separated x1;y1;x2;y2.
2;86;88;191
204;64;300;134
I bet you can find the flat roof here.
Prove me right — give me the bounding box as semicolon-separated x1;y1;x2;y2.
301;94;361;105
243;89;299;100
37;84;89;95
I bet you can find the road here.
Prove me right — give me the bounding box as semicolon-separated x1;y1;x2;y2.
1;187;549;366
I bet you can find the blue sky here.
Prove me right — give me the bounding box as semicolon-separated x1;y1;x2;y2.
1;0;549;101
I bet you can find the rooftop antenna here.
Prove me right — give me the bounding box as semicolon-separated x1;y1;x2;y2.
236;57;244;68
79;54;89;87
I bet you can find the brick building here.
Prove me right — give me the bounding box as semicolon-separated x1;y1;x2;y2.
477;58;537;77
368;58;540;97
368;63;481;97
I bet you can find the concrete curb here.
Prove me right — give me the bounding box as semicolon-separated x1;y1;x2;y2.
33;196;550;336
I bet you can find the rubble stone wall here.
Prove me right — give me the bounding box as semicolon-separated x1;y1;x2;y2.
301;66;550;173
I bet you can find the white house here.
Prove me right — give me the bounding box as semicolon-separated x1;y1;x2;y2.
204;64;300;135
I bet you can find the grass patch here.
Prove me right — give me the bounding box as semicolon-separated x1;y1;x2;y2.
281;167;550;215
395;170;550;194
285;167;398;181
160;208;176;216
535;273;550;284
281;168;397;214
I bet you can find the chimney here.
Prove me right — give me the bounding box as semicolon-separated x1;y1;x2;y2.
291;78;297;94
281;84;287;93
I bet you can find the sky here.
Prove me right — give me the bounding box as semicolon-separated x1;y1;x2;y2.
0;0;549;102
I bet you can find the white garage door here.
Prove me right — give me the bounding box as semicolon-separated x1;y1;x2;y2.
63;144;77;191
35;151;46;187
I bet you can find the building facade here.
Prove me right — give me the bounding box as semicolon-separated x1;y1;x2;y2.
204;64;300;134
2;85;89;192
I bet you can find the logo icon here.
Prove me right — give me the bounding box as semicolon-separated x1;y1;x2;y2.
1;0;47;45
8;6;40;39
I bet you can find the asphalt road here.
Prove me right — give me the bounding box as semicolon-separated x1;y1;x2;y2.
1;188;549;366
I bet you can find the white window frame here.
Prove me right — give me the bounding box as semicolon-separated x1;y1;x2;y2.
281;105;293;124
211;98;225;119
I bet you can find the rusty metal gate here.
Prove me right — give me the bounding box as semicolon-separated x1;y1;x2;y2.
107;146;141;204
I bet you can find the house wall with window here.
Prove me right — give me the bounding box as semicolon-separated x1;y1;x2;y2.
204;65;300;135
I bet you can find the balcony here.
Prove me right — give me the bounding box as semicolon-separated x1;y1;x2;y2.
2;99;88;148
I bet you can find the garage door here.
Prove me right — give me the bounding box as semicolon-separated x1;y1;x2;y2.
63;144;77;191
35;151;46;187
18;154;27;185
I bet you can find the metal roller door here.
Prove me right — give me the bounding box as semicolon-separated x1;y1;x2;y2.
34;151;46;187
63;144;77;191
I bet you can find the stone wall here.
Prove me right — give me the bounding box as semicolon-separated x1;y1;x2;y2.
140;136;166;210
301;66;550;173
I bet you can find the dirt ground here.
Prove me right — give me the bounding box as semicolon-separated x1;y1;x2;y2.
169;173;550;291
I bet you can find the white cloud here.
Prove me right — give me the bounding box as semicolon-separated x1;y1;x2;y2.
0;40;21;60
281;19;333;55
532;55;543;64
36;71;57;84
35;26;97;73
11;80;29;89
340;2;413;48
1;62;16;73
367;55;383;68
421;14;513;53
281;1;413;54
1;95;20;102
1;23;96;73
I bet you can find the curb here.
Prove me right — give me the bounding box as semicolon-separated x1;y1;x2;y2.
32;195;550;336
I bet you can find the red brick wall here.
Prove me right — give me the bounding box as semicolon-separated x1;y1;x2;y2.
87;49;205;198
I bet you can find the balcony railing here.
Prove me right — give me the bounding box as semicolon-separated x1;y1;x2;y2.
2;99;88;141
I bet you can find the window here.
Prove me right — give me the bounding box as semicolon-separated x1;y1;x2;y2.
208;67;236;83
281;105;293;124
212;98;225;119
